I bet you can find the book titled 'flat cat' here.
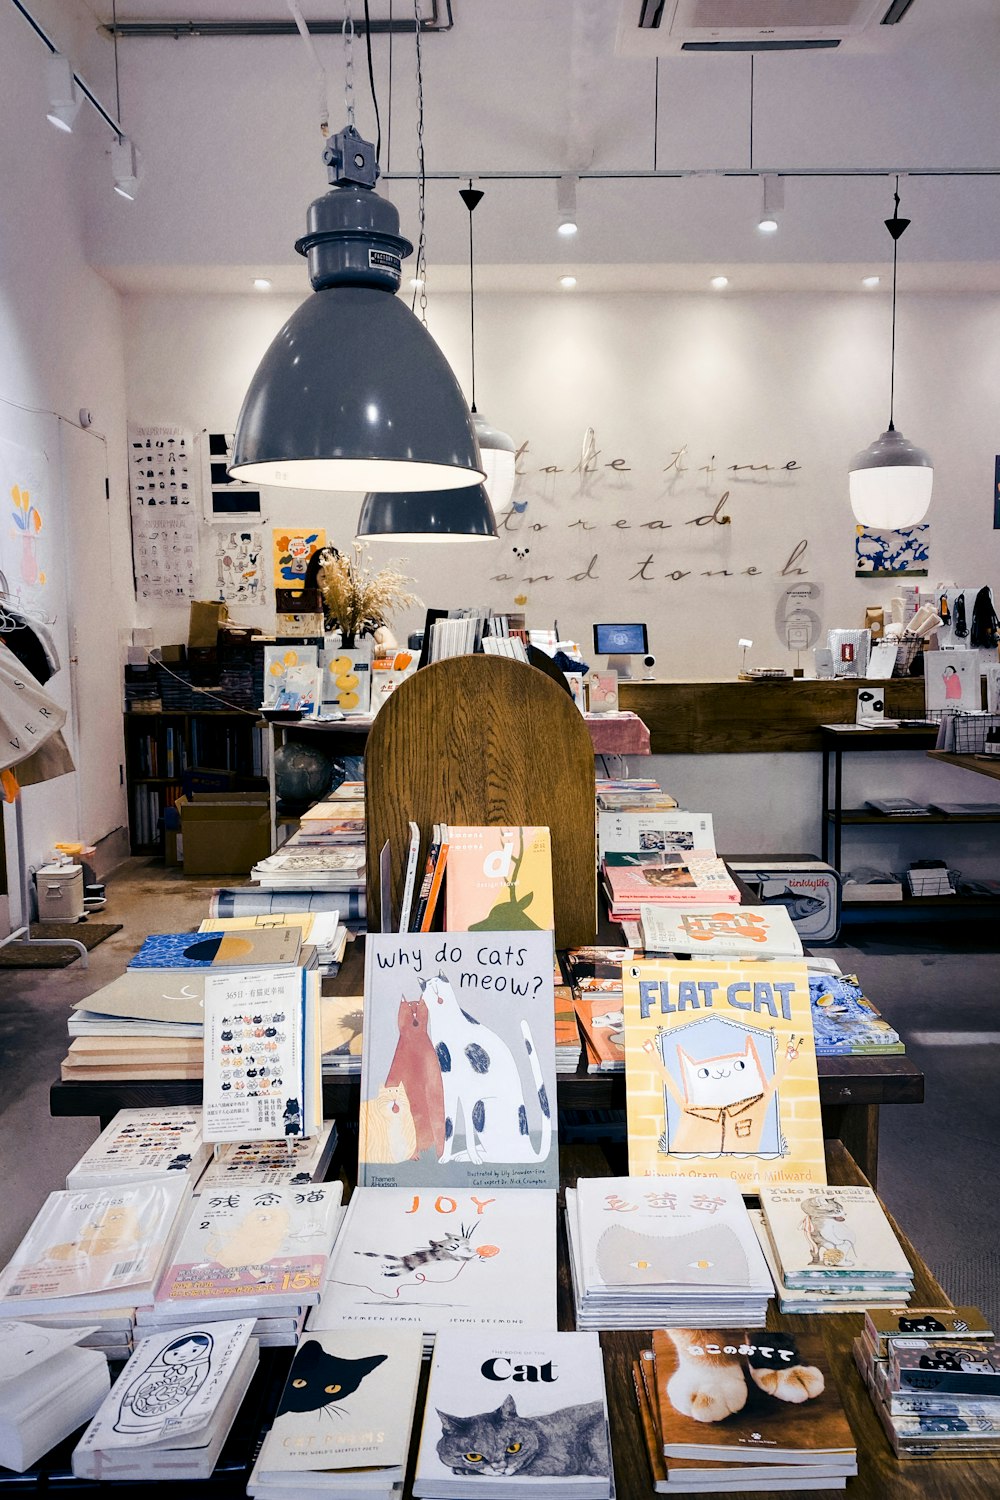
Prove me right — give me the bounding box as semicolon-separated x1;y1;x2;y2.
622;959;826;1190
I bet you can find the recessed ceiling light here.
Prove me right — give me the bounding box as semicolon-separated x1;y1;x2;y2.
557;219;578;237
253;278;272;291
757;217;779;234
559;275;577;289
710;275;729;290
862;275;881;288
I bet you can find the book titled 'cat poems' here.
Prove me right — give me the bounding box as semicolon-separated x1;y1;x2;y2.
445;826;554;932
360;931;557;1192
621;959;826;1190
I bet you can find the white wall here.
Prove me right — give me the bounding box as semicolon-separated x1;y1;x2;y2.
0;3;132;907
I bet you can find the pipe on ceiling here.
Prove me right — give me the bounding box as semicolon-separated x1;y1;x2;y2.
102;1;452;39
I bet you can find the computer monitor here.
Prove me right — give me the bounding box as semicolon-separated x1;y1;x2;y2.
592;622;648;678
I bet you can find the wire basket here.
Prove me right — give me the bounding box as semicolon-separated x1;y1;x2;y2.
953;713;1000;756
891;634;924;677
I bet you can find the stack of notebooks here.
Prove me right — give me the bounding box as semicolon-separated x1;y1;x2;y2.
0;1321;110;1474
853;1305;1000;1458
596;779;678;812
0;1177;190;1361
809;974;904;1056
753;1184;913;1313
138;1182;344;1348
72;1318;259;1481
195;1121;338;1192
248;1327;423;1499
636;1327;857;1491
603;854;741;924
66;1106;212;1190
565;1177;773;1331
308;1187;558;1354
565;946;632;1074
197;912;349;976
252;847;367;895
414;1330;613;1499
639;904;802;960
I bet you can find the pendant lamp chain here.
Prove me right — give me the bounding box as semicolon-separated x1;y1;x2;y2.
411;0;429;325
341;0;356;131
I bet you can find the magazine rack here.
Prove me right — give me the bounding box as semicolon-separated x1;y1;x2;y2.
365;655;597;945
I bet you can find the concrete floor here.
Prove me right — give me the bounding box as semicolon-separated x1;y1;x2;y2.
0;864;997;1329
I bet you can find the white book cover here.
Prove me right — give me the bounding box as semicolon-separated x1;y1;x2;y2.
0;1178;189;1314
415;1330;610;1491
202;968;321;1144
74;1319;256;1453
256;849;365;874
67;1108;211;1190
155;1183;343;1311
640;905;803;959
257;1326;423;1476
196;1121;337;1192
574;1176;772;1294
0;1319;100;1383
598;810;715;859
359;932;558;1191
758;1185;912;1281
311;1187;557;1335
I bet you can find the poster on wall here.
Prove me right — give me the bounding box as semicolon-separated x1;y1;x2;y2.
273;527;326;593
201;431;262;519
924;649;981;713
854;523;929;577
210;526;265;606
0;436;55;621
129;424;200;601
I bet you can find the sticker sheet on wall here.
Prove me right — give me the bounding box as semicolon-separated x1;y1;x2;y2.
0;437;53;619
211;527;265;606
273;528;326;592
129;424;199;600
854;524;929;578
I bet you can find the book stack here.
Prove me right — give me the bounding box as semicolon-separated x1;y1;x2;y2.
140;1182;344;1348
197;912;349;977
597;809;715;863
72;1318;258;1481
308;1187;558;1354
555;979;582;1072
0;1322;110;1474
866;797;933;816
195;1120;338;1192
251;846;367;895
565;1177;773;1331
809;974;904;1056
210;884;367;933
68;969;206;1043
565;946;632;1074
0;1177;190;1361
603;854;741;923
639;904;802;959
906;862;954;897
853;1306;1000;1458
636;1327;857;1491
414;1330;613;1499
596;780;678;812
66;1106;212;1190
755;1184;913;1313
249;1327;423;1499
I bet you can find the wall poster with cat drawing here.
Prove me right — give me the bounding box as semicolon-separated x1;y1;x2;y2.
621;959;826;1189
359;931;558;1191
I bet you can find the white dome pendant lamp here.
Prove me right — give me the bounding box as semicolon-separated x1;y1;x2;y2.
459;181;517;511
849;178;933;529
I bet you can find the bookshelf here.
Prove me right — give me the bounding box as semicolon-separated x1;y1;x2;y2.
123;710;266;854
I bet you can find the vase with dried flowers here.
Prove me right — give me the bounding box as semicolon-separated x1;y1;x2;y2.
317;542;421;647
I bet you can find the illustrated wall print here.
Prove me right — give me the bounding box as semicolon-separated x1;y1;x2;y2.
128;424;199;600
0;437;56;619
924;649;981;713
854;523;929;577
273;528;326;591
262;645;320;712
202;432;262;519
211;527;265;605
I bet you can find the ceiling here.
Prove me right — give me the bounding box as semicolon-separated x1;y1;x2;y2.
35;0;1000;291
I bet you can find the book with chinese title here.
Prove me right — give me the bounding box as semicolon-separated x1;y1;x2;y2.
444;826;554;933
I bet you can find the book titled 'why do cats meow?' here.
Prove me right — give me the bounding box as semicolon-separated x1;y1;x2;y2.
622;959;826;1191
414;1330;612;1498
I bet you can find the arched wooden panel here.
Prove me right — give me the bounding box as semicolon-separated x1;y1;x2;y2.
365;655;596;946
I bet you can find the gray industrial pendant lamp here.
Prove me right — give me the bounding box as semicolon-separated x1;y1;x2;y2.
849;179;933;529
355;481;499;541
230;123;485;493
459;181;516;510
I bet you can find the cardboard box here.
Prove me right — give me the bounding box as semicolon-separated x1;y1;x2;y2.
176;792;270;875
188;600;228;649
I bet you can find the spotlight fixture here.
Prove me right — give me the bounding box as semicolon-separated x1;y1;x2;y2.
356;482;498;542
862;275;881;288
557;174;578;237
757;174;783;234
849;178;933;529
230;124;483;492
710;275;729;289
458;181;516;511
45;52;81;133
559;275;578;289
111;136;141;200
253;277;272;291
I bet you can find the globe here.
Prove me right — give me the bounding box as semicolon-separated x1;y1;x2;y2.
273;741;334;810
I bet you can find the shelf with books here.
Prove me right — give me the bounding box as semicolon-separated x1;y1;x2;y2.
123;709;265;854
834;809;1000;825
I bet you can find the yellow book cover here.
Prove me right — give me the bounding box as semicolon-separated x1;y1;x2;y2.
199;914;315;939
444;825;554;932
622;959;826;1189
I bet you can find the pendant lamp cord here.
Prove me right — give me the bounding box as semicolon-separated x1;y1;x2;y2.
111;0;122;138
362;0;381;162
889;175;899;431
467;182;477;413
411;0;429;326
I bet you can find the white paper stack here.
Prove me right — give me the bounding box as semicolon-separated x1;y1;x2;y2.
0;1321;110;1474
756;1185;913;1313
66;1107;212;1190
251;848;366;892
72;1319;258;1481
566;1176;773;1330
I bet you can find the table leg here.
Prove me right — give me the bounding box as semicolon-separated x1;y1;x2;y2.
821;745;831;861
824;1103;880;1186
833;746;844;872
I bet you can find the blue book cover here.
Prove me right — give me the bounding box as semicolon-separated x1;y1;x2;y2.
127;929;301;970
810;974;903;1055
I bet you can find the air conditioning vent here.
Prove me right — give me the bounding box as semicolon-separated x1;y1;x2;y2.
618;0;900;55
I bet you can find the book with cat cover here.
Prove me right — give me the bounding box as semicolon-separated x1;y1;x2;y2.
758;1184;912;1287
0;1178;189;1316
66;1107;211;1190
128;928;302;970
0;1322;111;1474
597;811;715;860
153;1182;343;1315
809;974;904;1056
622;958;826;1189
444;826;555;933
572;996;625;1073
414;1329;611;1498
603;857;740;920
748;1210;905;1316
310;1186;557;1344
253;1326;423;1489
359;931;558;1190
865;1306;994;1358
891;1341;1000;1395
202;967;322;1144
72;1319;257;1481
652;1327;856;1468
639;905;803;959
195;1120;337;1192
